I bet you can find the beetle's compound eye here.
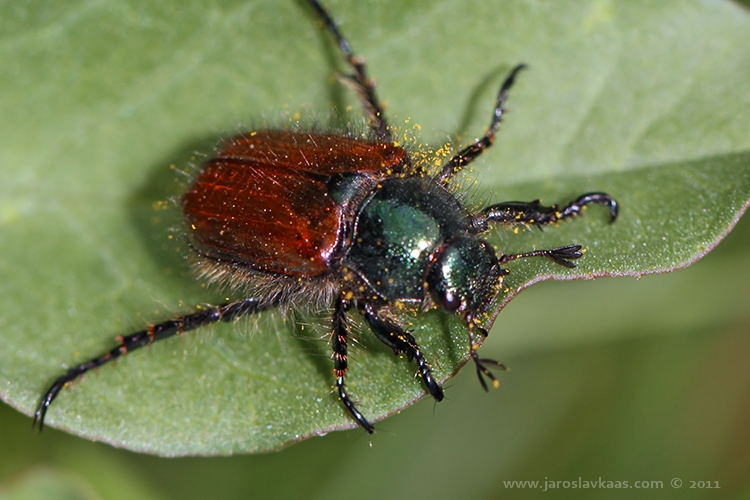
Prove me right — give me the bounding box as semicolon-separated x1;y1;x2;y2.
438;288;462;312
427;236;502;314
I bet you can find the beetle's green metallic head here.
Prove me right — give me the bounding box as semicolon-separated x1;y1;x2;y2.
426;235;507;315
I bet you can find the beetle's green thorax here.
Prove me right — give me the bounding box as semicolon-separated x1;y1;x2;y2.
345;176;503;313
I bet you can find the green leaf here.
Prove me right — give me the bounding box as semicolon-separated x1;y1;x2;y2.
0;0;748;455
0;467;100;500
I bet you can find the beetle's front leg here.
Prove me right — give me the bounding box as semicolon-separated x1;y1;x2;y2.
359;302;444;402
472;192;618;232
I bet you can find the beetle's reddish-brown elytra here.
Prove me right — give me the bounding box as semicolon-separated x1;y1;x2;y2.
183;131;408;277
35;0;617;434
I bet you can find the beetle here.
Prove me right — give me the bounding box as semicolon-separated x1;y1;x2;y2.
35;0;617;434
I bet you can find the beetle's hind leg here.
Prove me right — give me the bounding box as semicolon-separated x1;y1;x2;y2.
359;302;444;402
306;0;390;142
34;298;270;431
